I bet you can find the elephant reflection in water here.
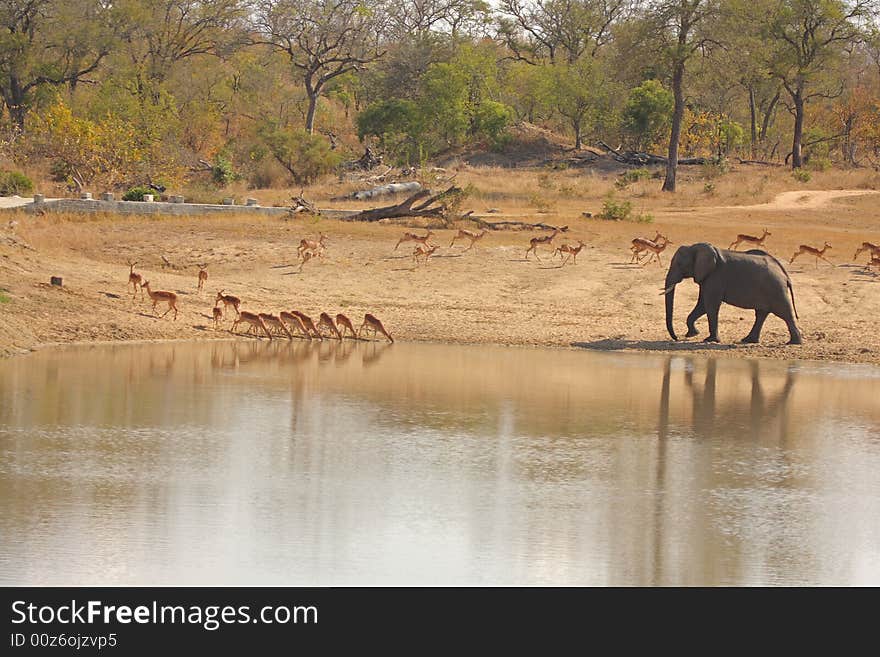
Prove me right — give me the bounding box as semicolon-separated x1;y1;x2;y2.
658;356;797;443
649;356;798;584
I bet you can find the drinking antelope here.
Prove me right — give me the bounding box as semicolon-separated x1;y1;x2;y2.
525;229;560;261
553;240;586;266
318;312;342;340
853;241;880;262
395;230;433;251
141;281;178;320
449;229;487;251
212;306;223;329
358;313;394;343
215;290;241;317
335;313;357;339
231;311;272;339
127;262;144;299
291;310;322;340
280;311;311;339
789;241;833;267
298;233;327;260
412;244;438;266
197;264;208;291
630;233;668;263
259;312;293;339
729;228;771;250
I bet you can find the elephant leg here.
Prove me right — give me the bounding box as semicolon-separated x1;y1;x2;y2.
741;310;768;343
703;295;722;343
777;310;803;345
685;293;706;337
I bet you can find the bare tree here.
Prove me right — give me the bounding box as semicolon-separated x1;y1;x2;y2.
384;0;491;41
497;0;631;64
113;0;246;89
254;0;386;133
761;0;873;169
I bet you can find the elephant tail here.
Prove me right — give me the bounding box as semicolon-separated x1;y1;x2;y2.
788;279;799;320
764;251;799;320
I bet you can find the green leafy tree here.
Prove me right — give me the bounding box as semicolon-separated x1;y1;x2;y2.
356;98;423;161
622;79;674;150
257;121;342;183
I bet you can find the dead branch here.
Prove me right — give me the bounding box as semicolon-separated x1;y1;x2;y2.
736;158;783;167
341;186;461;222
332;181;423;202
465;217;570;232
288;191;319;216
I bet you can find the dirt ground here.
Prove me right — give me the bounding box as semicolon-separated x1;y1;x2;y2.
1;181;879;365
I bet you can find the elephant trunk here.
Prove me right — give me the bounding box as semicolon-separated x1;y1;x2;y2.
664;270;680;341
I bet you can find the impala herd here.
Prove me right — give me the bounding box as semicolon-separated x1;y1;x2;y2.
123;220;880;344
124;260;393;342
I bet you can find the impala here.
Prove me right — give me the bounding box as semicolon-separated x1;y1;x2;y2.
789;241;833;267
449;229;487;251
525;229;560;261
358;313;394;343
215;290;241;317
395;230;433;251
142;281;178;320
729;228;771;250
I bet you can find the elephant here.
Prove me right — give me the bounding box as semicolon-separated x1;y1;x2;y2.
663;243;802;345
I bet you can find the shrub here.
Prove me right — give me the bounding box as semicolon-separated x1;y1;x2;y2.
0;170;34;196
615;168;651;189
0;289;9;304
528;192;555;213
792;169;811;183
49;160;72;183
807;157;832;172
472;100;514;143
211;156;237;186
257;124;342;185
122;185;153;201
701;158;730;179
598;195;633;221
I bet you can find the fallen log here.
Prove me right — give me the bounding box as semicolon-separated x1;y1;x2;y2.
288;191;319;216
736;158;783;167
341;186;461;222
596;142;708;165
466;217;570;232
332;181;423;202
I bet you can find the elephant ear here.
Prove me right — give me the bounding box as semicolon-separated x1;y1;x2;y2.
693;244;722;283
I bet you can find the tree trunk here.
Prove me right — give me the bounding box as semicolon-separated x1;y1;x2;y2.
748;87;758;159
6;75;27;131
663;61;685;193
573;120;582;150
760;91;780;143
790;90;805;169
305;92;319;135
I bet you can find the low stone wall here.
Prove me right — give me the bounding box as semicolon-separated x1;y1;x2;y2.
24;197;356;220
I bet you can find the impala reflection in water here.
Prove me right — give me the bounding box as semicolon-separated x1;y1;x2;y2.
1;340;879;585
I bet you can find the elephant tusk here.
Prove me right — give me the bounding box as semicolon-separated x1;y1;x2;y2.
659;285;675;295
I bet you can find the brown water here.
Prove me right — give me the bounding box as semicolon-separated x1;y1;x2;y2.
1;340;879;586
